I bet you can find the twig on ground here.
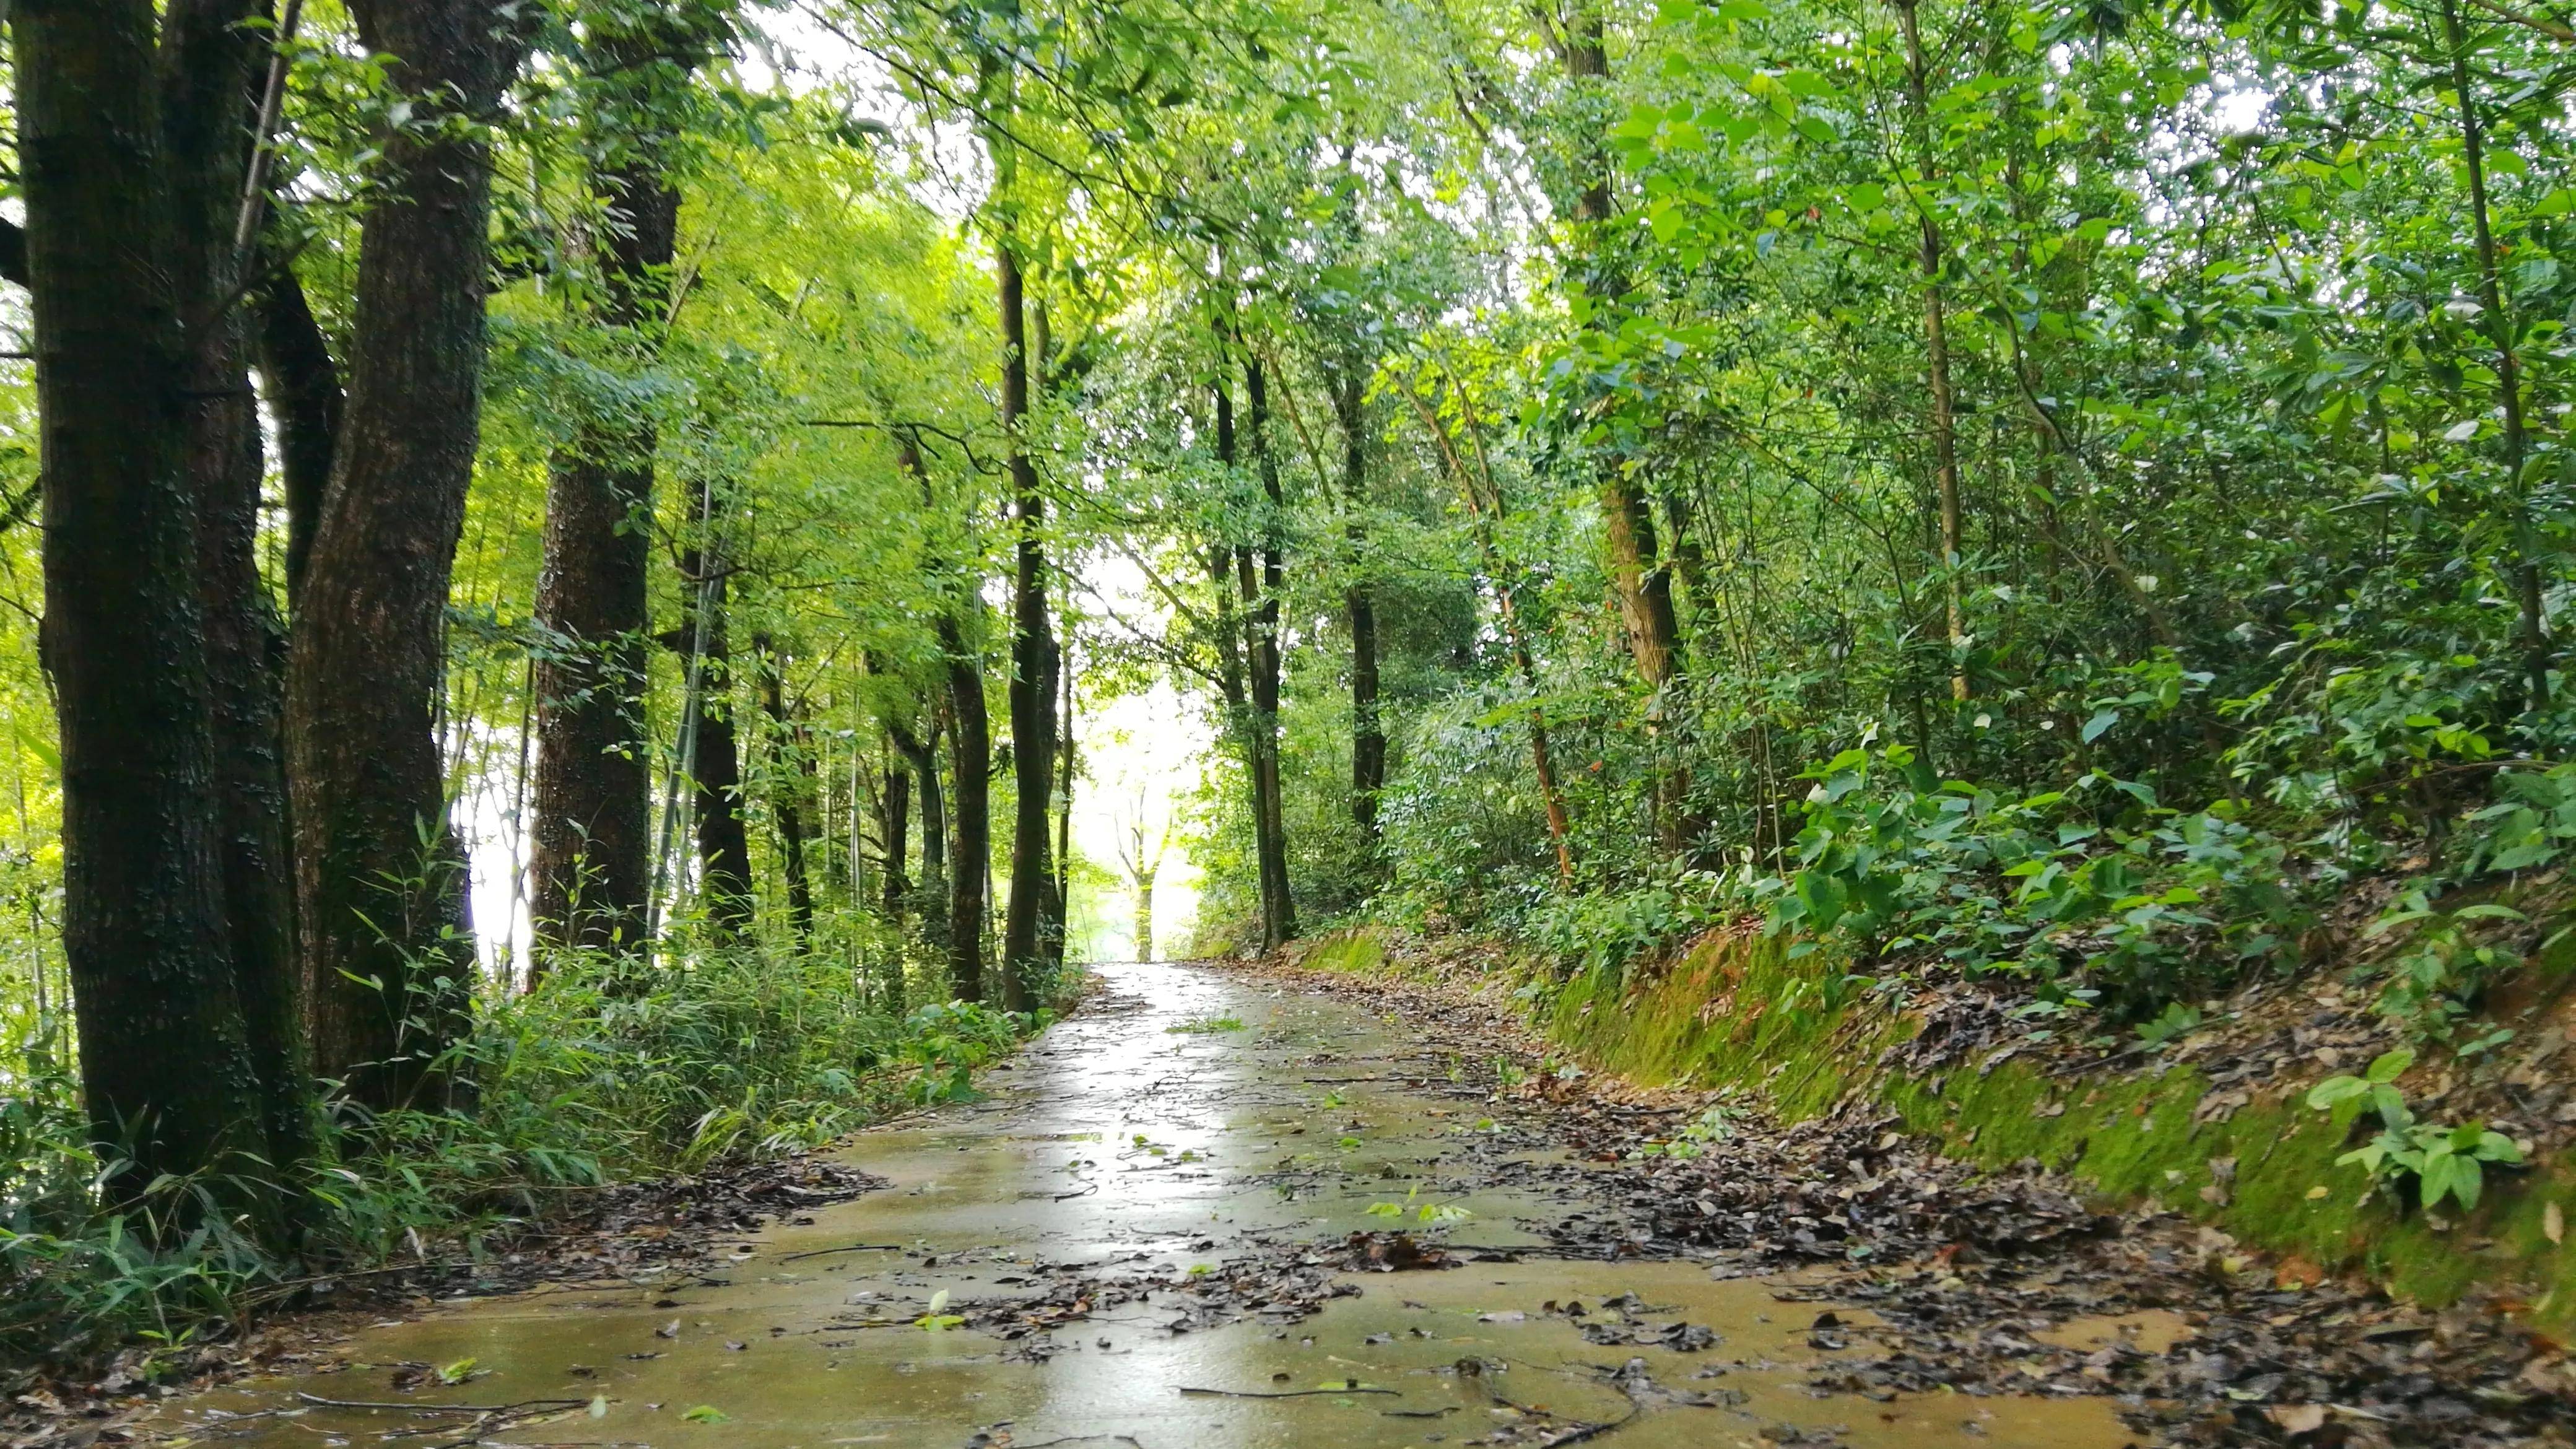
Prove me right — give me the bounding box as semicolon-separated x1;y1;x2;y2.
1177;1384;1399;1399
777;1243;905;1263
294;1392;590;1414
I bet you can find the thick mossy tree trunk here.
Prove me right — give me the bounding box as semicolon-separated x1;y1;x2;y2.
288;0;526;1112
15;0;284;1216
997;243;1055;1012
164;0;315;1185
529;170;677;963
531;0;714;961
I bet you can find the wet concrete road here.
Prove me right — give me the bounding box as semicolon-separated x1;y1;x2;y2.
154;962;2136;1448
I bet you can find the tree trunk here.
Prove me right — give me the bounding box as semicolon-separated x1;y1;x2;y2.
1332;369;1386;838
288;0;525;1111
1210;371;1280;946
529;167;676;964
755;637;817;946
942;611;993;1003
1399;376;1577;889
251;258;343;609
1557;11;1686;703
688;567;752;937
1133;871;1156;962
1242;358;1297;944
165;0;314;1188
1050;633;1074;972
889;711;947;948
16;0;281;1215
998;242;1054;1012
1892;0;1969;705
2440;0;2552;709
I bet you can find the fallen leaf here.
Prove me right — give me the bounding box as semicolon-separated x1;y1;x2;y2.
2266;1403;2327;1434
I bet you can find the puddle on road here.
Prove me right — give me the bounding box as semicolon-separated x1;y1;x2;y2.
146;964;2139;1449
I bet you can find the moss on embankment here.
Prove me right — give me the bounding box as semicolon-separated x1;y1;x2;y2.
1294;925;2576;1332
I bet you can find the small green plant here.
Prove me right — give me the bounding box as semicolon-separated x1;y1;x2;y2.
2133;1001;2201;1046
915;1288;965;1331
1365;1186;1474;1223
1632;1105;1735;1160
2306;1048;2525;1211
1167;1015;1245;1034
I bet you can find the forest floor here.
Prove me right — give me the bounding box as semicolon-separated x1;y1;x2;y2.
41;959;2571;1449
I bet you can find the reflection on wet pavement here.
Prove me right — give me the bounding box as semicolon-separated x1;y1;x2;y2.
150;962;2134;1448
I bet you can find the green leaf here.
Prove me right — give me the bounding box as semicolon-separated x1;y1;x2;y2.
2081;707;2119;744
2365;1048;2415;1084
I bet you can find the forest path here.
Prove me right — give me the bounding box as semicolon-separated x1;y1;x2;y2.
154;962;2128;1448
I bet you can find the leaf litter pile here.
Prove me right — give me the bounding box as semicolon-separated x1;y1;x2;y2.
1234;957;2576;1449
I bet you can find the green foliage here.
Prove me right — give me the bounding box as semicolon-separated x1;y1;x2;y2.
1758;744;2310;1023
2307;1050;2525;1213
0;941;1032;1369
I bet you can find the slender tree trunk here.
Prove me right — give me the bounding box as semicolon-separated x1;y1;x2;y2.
998;243;1054;1012
1331;369;1386;838
1211;370;1282;946
1050;635;1074;971
687;560;752;936
165;0;314;1189
756;637;816;946
529;167;675;963
943;612;993;1003
251;259;342;609
889;712;947;947
288;0;525;1110
17;0;280;1214
1557;11;1685;702
1400;377;1577;889
1893;0;1969;705
1242;357;1297;944
899;440;988;1000
1133;869;1156;963
880;747;912;921
2442;0;2552;710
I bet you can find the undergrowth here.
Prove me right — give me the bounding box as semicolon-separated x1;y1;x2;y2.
1;935;1035;1374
